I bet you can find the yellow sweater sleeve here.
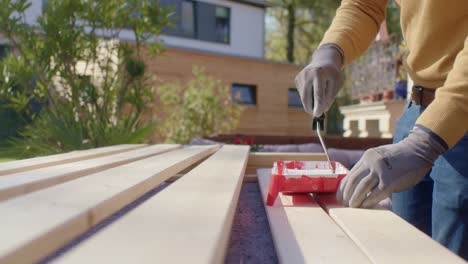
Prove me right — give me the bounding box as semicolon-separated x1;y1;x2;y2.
416;36;468;148
320;0;388;65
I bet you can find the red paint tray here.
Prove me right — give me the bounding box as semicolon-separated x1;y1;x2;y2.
266;160;348;206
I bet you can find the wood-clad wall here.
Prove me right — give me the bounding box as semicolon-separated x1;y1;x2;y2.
145;47;314;137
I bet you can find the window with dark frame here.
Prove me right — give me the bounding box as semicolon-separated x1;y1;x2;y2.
232;84;256;106
214;6;230;44
42;0;230;44
181;0;196;38
161;0;230;44
0;44;10;60
42;0;49;10
288;88;303;108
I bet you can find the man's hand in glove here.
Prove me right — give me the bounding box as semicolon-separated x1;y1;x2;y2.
295;44;344;117
337;126;448;208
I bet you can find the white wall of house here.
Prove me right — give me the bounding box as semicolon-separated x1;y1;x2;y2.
23;0;43;25
160;0;265;59
24;0;265;59
340;100;406;138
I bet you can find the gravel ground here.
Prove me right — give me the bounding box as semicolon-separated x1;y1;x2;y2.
225;183;278;264
40;182;277;264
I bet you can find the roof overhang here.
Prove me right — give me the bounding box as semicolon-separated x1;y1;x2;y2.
226;0;271;8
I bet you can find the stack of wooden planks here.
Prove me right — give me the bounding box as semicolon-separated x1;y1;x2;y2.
0;144;464;264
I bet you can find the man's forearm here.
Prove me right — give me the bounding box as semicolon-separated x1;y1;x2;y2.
416;37;468;148
320;0;388;65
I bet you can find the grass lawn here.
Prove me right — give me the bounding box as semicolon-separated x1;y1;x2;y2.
0;146;17;163
0;141;18;162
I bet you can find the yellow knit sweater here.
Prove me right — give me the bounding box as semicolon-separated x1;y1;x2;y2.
321;0;468;147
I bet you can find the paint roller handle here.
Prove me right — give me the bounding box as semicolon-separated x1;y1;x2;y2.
312;114;325;131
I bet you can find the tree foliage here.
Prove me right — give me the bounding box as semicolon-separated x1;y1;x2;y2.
157;67;243;144
0;0;171;157
266;0;341;64
265;1;403;135
266;0;402;64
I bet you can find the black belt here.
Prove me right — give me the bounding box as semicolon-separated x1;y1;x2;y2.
411;86;435;107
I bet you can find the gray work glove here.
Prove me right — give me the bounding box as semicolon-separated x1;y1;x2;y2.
337;126;447;208
294;44;344;117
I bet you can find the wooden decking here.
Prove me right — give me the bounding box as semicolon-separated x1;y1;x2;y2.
0;144;464;264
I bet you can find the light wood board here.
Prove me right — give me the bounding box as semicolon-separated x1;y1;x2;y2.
0;144;179;202
0;146;219;264
55;145;250;264
314;193;389;213
246;152;326;174
167;173;257;183
329;208;466;264
0;144;145;176
257;169;370;264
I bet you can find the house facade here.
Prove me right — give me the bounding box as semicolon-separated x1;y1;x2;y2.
159;0;265;59
152;0;311;137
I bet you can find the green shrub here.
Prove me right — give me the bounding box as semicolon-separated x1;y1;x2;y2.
157;67;243;144
4;105;88;158
0;0;171;157
0;54;46;137
5;104;156;158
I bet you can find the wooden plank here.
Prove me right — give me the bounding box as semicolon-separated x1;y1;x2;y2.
314;193;389;213
329;208;466;264
0;144;145;176
246;152;327;174
0;146;219;264
257;169;370;264
245;166;259;174
248;152;326;165
243;173;257;182
166;173;257;183
55;145;250;264
0;144;179;202
248;152;325;169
